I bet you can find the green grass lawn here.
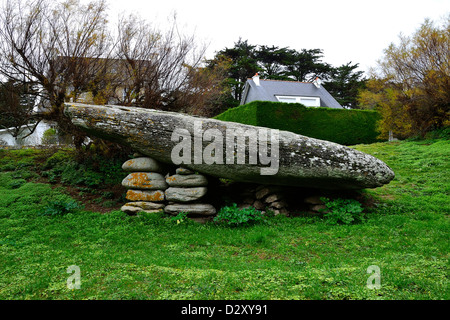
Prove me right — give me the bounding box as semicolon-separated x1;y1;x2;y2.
0;139;448;300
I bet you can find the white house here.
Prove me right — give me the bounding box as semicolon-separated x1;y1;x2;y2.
240;74;343;109
0;121;54;147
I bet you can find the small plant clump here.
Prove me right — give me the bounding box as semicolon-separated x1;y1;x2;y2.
170;212;189;224
39;199;83;217
213;203;265;227
320;197;365;225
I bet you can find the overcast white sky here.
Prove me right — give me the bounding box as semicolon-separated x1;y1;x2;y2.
104;0;448;74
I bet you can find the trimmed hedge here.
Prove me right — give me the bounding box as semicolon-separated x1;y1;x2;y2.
214;101;382;145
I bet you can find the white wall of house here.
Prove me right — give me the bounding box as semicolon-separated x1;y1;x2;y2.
0;121;53;147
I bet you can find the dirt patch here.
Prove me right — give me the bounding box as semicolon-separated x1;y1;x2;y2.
59;184;126;214
34;175;126;214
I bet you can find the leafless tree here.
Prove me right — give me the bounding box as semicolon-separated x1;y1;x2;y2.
0;0;111;145
0;0;228;149
111;13;222;114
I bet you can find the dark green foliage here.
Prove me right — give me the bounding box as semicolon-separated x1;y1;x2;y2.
7;178;26;189
39;199;82;217
424;126;450;140
320;197;365;225
41;149;125;187
213;39;260;102
214;203;265;227
326;62;367;109
215;101;381;145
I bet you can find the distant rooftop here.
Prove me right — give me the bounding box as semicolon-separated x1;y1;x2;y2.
240;74;342;109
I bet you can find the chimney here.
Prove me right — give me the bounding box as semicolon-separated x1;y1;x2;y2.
252;73;260;86
313;77;321;88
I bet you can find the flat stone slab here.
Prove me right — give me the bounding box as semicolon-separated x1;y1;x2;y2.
165;203;216;216
64;103;395;190
165;187;208;202
122;157;163;172
121;205;164;215
125;190;165;202
176;167;194;175
122;172;168;190
124;201;165;210
166;174;208;187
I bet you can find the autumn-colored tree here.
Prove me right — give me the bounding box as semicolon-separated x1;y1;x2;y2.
183;55;233;117
358;78;414;139
359;17;449;138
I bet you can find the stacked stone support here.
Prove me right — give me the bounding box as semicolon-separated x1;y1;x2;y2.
164;167;216;223
120;157;168;215
120;157;216;222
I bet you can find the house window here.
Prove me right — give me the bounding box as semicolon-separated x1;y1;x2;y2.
277;97;297;103
276;95;320;107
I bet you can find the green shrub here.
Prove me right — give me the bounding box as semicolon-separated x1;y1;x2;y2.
424;126;450;140
320;197;365;225
101;200;118;208
102;191;115;199
42;150;74;169
214;203;265;227
0;163;16;172
215;101;382;145
7;178;26;189
42;128;59;144
41;149;124;188
39;199;83;217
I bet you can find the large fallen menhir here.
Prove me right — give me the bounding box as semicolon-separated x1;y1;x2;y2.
64;103;395;190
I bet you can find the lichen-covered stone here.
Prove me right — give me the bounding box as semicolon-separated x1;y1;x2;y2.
124;201;165;210
122;172;168;190
121;205;164;215
176;167;194;175
166;174;208;187
122;157;163;172
164;203;216;216
64;103;395;190
165;187;207;202
125;190;165;202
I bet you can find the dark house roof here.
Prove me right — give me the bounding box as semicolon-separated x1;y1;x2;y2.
240;75;343;109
